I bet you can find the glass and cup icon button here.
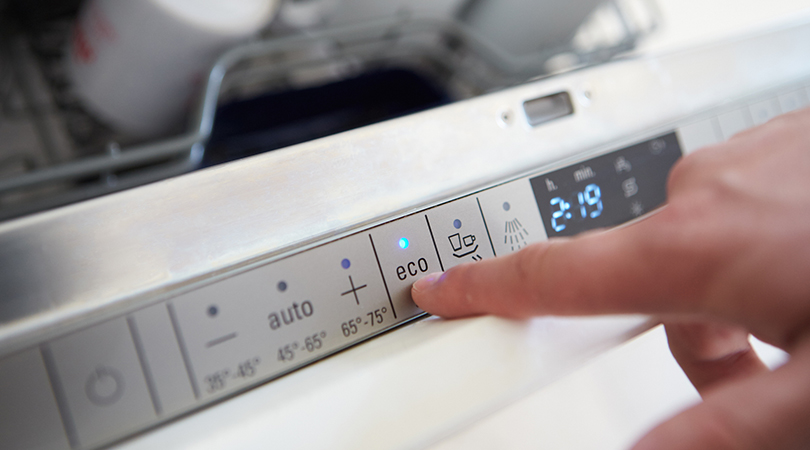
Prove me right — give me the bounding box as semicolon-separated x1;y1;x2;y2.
448;219;481;261
426;198;495;269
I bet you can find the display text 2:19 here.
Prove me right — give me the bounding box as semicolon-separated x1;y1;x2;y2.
549;183;603;232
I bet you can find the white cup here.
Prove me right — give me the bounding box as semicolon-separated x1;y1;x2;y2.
67;0;279;138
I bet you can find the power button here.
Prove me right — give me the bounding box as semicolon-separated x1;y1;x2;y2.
47;318;156;448
85;366;125;406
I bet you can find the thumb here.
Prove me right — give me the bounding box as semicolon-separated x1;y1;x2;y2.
632;338;810;450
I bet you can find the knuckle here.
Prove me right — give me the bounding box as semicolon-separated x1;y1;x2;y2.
515;243;542;285
668;150;694;183
642;404;763;450
510;242;552;312
641;203;720;302
517;240;566;307
668;148;710;194
702;403;768;450
767;107;810;132
450;262;487;313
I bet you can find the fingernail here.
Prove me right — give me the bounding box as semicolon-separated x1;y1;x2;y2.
413;272;443;293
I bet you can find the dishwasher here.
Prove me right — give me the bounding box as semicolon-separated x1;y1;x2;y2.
0;2;808;449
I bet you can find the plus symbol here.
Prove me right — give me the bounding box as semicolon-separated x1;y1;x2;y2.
340;275;367;305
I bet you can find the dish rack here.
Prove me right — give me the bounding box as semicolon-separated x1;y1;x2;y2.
0;0;659;222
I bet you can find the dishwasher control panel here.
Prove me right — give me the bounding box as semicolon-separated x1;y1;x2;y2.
0;131;683;450
3;22;810;449
164;132;679;404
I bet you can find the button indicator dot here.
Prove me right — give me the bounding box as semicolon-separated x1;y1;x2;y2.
453;219;462;229
207;305;218;317
399;238;410;249
277;281;287;292
341;258;351;269
503;202;511;211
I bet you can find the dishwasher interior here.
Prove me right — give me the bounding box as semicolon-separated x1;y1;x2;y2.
0;0;658;222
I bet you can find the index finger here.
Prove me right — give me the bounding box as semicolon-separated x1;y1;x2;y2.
410;207;713;319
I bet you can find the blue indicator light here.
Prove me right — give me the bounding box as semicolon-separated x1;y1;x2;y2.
341;258;351;269
399;238;410;249
453;219;462;229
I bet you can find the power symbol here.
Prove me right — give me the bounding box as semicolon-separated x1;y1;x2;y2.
85;366;125;406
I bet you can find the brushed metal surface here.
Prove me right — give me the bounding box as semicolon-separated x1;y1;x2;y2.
2;22;810;353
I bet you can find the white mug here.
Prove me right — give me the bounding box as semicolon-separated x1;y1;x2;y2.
68;0;279;138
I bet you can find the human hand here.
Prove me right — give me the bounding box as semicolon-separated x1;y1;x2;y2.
411;109;810;449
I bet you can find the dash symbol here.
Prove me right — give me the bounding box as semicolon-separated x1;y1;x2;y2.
205;332;238;348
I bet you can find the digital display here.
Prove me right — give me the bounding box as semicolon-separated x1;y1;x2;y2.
530;133;682;237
